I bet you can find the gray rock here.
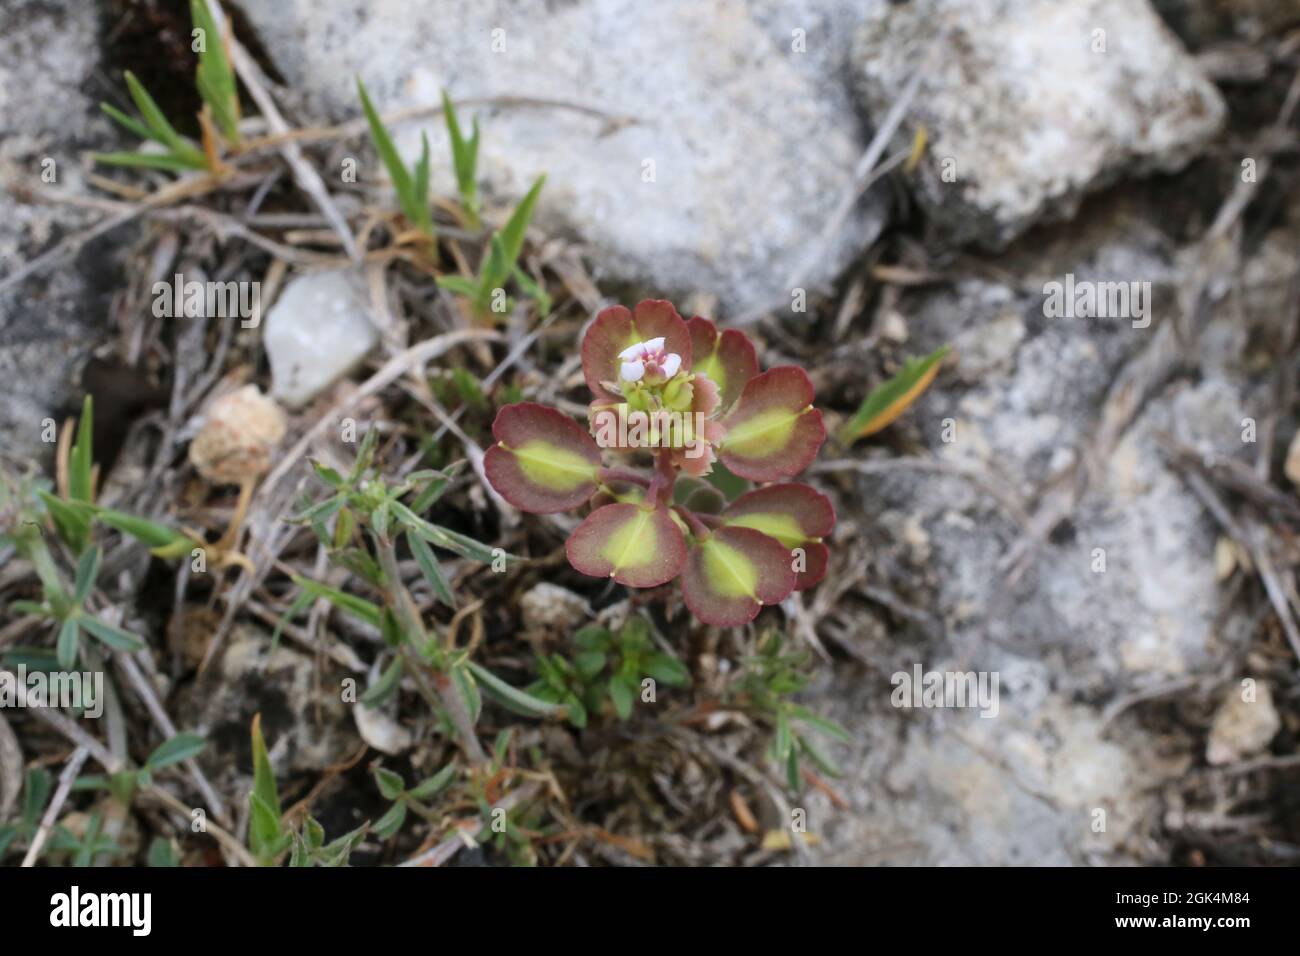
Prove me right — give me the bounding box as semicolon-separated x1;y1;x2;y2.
264;270;378;407
239;0;887;316
852;0;1226;247
810;189;1264;864
1206;680;1280;765
0;1;119;468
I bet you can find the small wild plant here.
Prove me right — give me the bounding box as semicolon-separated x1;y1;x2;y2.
484;299;835;627
283;428;570;764
96;0;242;173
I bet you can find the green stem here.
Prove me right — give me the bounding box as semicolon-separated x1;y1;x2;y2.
374;534;486;767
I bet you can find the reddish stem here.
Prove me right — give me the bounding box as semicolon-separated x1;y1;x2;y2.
673;505;711;539
597;467;651;488
646;449;677;508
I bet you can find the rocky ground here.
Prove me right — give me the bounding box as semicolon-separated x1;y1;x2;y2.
2;0;1299;866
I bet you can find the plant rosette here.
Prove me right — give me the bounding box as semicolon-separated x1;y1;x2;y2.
485;300;834;627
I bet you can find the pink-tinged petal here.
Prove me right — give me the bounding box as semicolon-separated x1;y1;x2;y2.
661;353;682;378
620;361;645;382
681;526;796;627
687;317;759;411
582;301;692;401
484;403;602;513
721;483;835;589
717;367;825;482
566;502;686;587
690;373;721;419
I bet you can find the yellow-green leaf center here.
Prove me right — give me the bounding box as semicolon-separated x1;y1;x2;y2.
511;440;596;491
701;537;758;599
725;513;806;549
723;407;806;457
601;508;656;572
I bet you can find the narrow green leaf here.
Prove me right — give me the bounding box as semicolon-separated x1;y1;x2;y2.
408;764;456;800
22;769;52;827
407;531;455;609
357;77;425;230
390;501;501;564
291;576;382;627
359;657;403;707
840;344;951;443
465;661;563;719
373;800;407;839
608;674;634;720
95;508;187;549
791;707;853;744
72;547;100;606
79;615;145;653
146;732;206;770
498;175;545;273
512;264;551;316
774;709;793;763
442;89;479;225
100;102;156;143
93;150;208;172
56;618;80;670
68;395;94;504
249;714;282;860
191;0;240;142
435;275;482;300
373;767;405;800
124;72;185;151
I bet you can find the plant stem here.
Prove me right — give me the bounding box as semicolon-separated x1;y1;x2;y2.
374;534;486;767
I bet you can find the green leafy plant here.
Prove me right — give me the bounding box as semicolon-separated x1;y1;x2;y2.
371;763;456;839
436;175;549;319
358;77;434;237
75;732;207;808
1;396;233;669
247;715;367;866
529;616;689;726
0;768;51;859
730;632;850;792
96;0;243;172
484;300;835;627
442;89;481;227
1;402;147;669
840;344;950;443
283;429;569;763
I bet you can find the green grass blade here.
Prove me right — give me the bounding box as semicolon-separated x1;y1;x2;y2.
191;0;240;142
357;77;418;223
442;89;479;225
92;150;207;172
100;103;156;143
69;395;93;504
124;71;185;151
498;174;545;270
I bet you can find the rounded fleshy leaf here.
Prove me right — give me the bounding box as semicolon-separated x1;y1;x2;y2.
687;317;759;411
565;502;686;587
721;483;835;589
717;367;825;482
582;300;692;401
484;403;602;513
681;526;797;627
